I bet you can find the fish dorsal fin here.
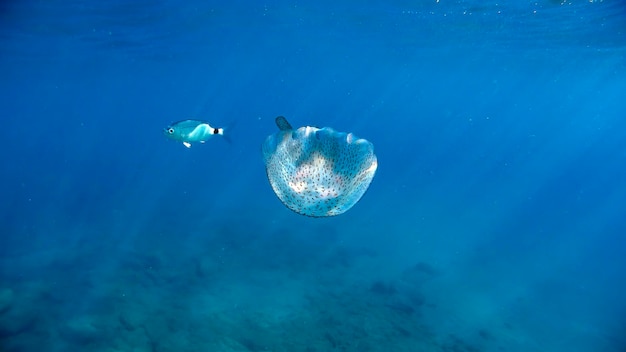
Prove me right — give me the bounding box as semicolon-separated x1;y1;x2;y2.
275;116;293;131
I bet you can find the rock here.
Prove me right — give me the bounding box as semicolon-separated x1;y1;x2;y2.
370;281;397;296
59;316;100;344
118;312;142;332
0;288;14;314
0;302;36;337
195;257;219;279
401;261;439;287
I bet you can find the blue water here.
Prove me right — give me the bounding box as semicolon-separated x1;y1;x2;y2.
1;1;625;351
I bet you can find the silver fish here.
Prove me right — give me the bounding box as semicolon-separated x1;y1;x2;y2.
163;119;225;148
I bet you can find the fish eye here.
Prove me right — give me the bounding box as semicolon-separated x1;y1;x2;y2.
168;128;175;134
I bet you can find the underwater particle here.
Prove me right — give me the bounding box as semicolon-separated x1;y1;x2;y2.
262;116;377;217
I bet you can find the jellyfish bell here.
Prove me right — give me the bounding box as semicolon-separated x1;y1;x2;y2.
262;116;377;217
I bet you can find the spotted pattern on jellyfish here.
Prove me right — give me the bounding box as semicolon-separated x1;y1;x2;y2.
262;116;378;217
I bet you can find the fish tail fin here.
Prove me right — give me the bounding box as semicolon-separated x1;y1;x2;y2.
220;121;237;144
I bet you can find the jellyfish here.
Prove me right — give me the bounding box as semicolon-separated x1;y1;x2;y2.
262;116;377;217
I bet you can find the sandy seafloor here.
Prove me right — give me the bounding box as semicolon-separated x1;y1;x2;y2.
2;1;626;351
1;197;624;352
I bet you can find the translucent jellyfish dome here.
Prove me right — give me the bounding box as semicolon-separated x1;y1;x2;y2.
262;116;377;217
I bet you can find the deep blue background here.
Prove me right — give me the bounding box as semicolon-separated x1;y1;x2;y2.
1;1;625;351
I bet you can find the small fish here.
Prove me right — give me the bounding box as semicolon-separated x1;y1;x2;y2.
163;119;225;148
